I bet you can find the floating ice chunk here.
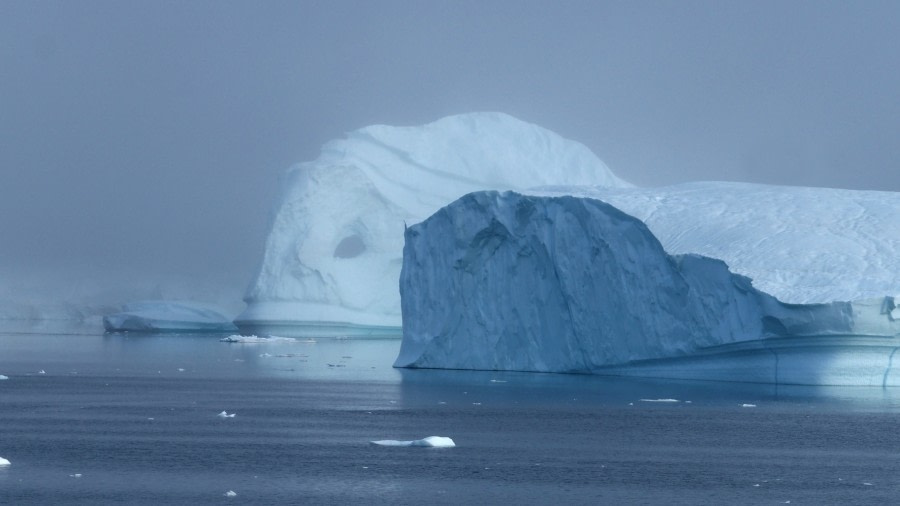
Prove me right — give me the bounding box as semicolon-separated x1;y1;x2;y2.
225;490;237;497
0;456;10;466
370;436;456;448
70;473;82;478
220;335;298;343
0;375;7;380
217;411;236;418
38;370;46;374
742;404;757;408
639;399;680;403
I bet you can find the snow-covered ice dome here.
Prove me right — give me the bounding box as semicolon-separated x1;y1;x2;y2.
396;191;900;385
103;300;237;333
237;112;630;336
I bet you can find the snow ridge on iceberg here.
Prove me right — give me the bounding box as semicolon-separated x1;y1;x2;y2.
237;113;629;336
396;191;900;385
536;182;900;305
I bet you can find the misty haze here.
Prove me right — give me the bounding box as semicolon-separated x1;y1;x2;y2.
2;2;900;504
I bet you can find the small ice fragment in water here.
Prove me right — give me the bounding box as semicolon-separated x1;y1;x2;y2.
38;370;46;374
628;402;633;406
639;399;679;403
0;375;8;380
753;484;760;487
685;401;692;404
438;401;447;405
863;482;873;486
225;490;237;497
370;436;455;448
70;473;82;478
489;379;506;383
742;404;757;408
0;456;10;466
472;402;482;405
218;411;236;418
177;368;185;372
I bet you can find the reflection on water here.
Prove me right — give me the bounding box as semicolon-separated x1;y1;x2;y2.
5;331;900;412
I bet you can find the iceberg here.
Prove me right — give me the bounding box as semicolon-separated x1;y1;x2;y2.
239;113;900;338
0;456;10;466
103;301;237;333
236;112;630;336
395;192;900;385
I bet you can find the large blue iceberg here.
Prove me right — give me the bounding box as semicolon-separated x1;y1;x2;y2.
395;191;900;386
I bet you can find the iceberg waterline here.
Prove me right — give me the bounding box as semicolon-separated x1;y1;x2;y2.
395;191;900;385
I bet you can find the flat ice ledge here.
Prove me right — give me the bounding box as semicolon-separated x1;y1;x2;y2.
598;335;900;386
235;302;401;338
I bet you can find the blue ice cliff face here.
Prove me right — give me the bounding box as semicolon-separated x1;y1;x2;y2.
395;192;900;385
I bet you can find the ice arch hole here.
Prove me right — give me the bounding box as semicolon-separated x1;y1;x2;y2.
334;234;366;258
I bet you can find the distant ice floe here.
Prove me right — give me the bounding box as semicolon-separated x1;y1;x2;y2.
225;490;237;497
103;300;237;333
220;335;306;344
639;399;680;403
217;411;236;418
370;436;456;448
742;404;758;408
0;375;8;380
0;456;10;466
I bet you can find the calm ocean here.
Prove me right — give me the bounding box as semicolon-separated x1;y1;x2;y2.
2;331;899;504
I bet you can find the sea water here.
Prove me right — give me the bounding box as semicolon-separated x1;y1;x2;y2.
2;330;900;504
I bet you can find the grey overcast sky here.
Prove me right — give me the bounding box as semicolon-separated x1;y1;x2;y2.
2;0;899;306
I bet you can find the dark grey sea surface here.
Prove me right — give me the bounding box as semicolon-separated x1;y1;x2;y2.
2;330;900;505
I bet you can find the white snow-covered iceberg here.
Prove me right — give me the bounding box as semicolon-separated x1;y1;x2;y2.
395;192;900;386
103;301;237;333
236;112;630;336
